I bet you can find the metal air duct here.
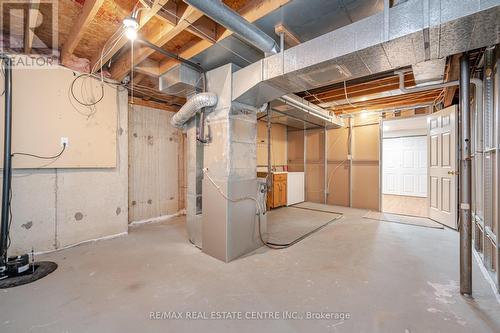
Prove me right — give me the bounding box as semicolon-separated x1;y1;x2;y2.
183;0;279;55
231;0;500;106
170;92;218;128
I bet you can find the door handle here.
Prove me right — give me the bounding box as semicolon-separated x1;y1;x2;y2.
447;171;458;175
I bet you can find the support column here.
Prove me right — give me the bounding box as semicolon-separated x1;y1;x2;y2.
202;64;266;262
494;47;500;291
459;54;472;296
348;117;353;207
324;127;328;204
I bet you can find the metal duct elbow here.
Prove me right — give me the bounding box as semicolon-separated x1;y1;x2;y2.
171;92;218;129
183;0;279;55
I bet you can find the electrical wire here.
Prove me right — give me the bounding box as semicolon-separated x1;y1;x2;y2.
12;143;67;160
70;73;105;107
0;65;4;96
343;80;357;108
5;188;12;255
325;128;351;194
202;168;343;249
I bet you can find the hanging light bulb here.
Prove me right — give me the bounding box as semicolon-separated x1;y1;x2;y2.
125;27;138;40
123;16;139;40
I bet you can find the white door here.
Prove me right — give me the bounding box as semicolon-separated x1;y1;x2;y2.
428;106;457;229
382;136;427;197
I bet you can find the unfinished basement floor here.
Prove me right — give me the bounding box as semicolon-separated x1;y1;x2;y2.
1;206;499;333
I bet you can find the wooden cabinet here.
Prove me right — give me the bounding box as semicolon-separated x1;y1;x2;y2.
257;172;287;210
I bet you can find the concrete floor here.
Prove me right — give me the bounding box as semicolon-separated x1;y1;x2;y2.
1;206;499;333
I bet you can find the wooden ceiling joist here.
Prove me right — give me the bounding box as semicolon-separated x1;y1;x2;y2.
275;23;301;47
157;0;291;75
155;5;218;44
89;0;171;72
134;58;161;76
302;73;416;103
443;54;461;107
110;5;204;81
332;89;443;114
129;96;179;112
61;0;105;63
24;0;40;54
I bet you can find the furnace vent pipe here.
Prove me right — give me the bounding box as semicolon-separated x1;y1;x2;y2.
183;0;279;55
459;54;472;296
171;92;218;129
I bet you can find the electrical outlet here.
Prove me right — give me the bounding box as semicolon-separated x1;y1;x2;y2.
60;137;69;147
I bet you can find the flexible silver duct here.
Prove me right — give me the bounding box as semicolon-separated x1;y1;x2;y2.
171;92;218;129
183;0;279;55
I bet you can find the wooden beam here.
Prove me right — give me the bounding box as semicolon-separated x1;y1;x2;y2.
61;0;105;63
89;0;170;73
158;0;290;74
303;73;415;102
443;54;461;107
332;89;443;113
129;96;179;112
274;23;300;47
155;8;217;43
24;0;40;54
135;58;161;76
131;72;147;85
110;5;204;81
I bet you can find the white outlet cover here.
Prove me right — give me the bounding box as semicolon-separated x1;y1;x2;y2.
60;137;69;147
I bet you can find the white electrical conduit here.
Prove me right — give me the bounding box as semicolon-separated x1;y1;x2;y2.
202;168;344;249
278;95;334;122
170;92;218;129
395;70;483;117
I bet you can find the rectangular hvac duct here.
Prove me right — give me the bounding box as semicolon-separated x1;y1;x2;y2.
412;58;447;85
232;0;500;105
159;63;201;97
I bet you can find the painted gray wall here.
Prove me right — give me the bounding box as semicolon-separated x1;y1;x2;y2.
3;89;129;255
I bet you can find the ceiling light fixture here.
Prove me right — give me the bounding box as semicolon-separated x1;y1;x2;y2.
123;16;139;40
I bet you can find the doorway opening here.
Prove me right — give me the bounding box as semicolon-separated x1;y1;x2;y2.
381;116;428;218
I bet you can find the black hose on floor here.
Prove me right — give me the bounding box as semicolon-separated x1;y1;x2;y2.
257;209;343;250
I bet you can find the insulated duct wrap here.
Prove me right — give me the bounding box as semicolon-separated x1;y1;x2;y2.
170;93;218;129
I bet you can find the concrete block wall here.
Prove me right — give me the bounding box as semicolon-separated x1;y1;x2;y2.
128;104;180;223
3;89;129;255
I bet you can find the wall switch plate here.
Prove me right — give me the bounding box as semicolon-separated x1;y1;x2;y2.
60;137;69;147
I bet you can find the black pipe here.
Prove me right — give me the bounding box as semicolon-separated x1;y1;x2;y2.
136;37;209;142
135;38;204;73
459;54;472;296
0;55;13;264
196;110;209;143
